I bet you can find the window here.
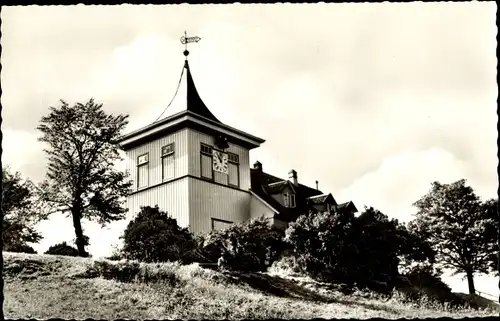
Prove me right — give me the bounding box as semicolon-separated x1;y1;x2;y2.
211;218;233;231
137;153;149;189
227;152;239;187
200;143;213;180
161;143;175;181
290;194;296;208
284;193;296;208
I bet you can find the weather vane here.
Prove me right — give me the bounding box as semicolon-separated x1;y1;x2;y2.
180;31;201;58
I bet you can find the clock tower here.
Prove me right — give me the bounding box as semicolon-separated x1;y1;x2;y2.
117;44;265;233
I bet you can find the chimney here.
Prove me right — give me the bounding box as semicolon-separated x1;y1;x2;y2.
316;180;319;190
253;161;262;171
288;169;298;186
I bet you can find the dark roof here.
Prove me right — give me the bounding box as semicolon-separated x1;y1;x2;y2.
337;201;358;213
184;60;221;123
307;193;337;205
250;168;323;222
265;181;296;194
116;60;265;149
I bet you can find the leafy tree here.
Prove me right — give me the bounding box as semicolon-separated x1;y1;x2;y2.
2;166;46;251
481;198;499;275
121;206;197;263
36;99;132;257
44;241;79;257
410;179;496;295
285;210;355;280
201;216;286;272
286;207;435;293
341;207;416;293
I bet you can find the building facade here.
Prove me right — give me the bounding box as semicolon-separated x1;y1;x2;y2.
117;57;357;234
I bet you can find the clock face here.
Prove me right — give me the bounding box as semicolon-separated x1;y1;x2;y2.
212;150;228;174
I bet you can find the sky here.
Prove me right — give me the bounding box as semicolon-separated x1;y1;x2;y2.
1;3;498;296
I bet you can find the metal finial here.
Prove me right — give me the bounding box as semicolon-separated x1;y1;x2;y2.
180;31;201;59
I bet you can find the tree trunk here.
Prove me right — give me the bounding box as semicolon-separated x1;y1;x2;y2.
466;268;476;295
71;209;87;257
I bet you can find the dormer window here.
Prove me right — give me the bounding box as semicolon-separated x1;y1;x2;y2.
284;193;296;208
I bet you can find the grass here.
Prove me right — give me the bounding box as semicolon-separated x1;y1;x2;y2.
3;251;499;319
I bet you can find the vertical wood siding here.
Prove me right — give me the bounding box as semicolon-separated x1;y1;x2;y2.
187;129;251;191
126;177;190;228
249;195;276;220
125;128;189;193
188;178;251;234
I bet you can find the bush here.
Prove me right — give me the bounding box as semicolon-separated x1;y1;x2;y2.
4;243;37;254
92;260;141;282
44;241;79;257
82;259;186;286
396;265;458;305
284;210;355;282
121;206;198;264
199;216;286;272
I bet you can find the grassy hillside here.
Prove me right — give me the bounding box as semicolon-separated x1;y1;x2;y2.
2;252;498;319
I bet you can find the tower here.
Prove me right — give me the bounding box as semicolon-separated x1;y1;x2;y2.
116;36;265;233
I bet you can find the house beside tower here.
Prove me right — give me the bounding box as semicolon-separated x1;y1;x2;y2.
117;50;357;234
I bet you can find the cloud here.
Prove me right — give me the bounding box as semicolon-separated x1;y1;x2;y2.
1;129;47;183
337;147;496;222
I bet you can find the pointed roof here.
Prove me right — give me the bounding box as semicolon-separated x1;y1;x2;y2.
184;61;221;123
159;59;221;123
117;58;265;151
307;193;337;206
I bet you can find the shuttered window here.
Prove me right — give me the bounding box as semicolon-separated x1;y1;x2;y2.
201;143;213;180
227;152;239;187
161;143;175;181
137;153;149;189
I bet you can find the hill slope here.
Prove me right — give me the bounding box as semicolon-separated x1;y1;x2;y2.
2;252;498;319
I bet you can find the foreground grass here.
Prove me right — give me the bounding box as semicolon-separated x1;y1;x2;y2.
3;252;498;319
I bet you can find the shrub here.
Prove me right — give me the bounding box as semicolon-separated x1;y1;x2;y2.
284;210;355;282
395;265;460;305
92;259;141;282
199;216;286;272
121;206;197;264
4;243;37;254
44;241;79;257
83;259;186;286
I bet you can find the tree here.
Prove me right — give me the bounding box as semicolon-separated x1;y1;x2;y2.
37;99;132;257
410;179;496;295
2;166;46;251
481;198;499;276
284;209;355;282
121;206;197;263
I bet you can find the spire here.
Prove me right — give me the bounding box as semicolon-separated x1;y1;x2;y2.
184;60;221;123
157;32;221;123
180;32;221;123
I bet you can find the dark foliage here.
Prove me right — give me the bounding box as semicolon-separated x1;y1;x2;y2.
3;243;37;254
44;241;79;257
200;216;287;272
36;99;132;256
396;264;454;304
410;179;497;294
2;167;46;250
285;210;355;281
285;207;435;294
121;206;197;263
